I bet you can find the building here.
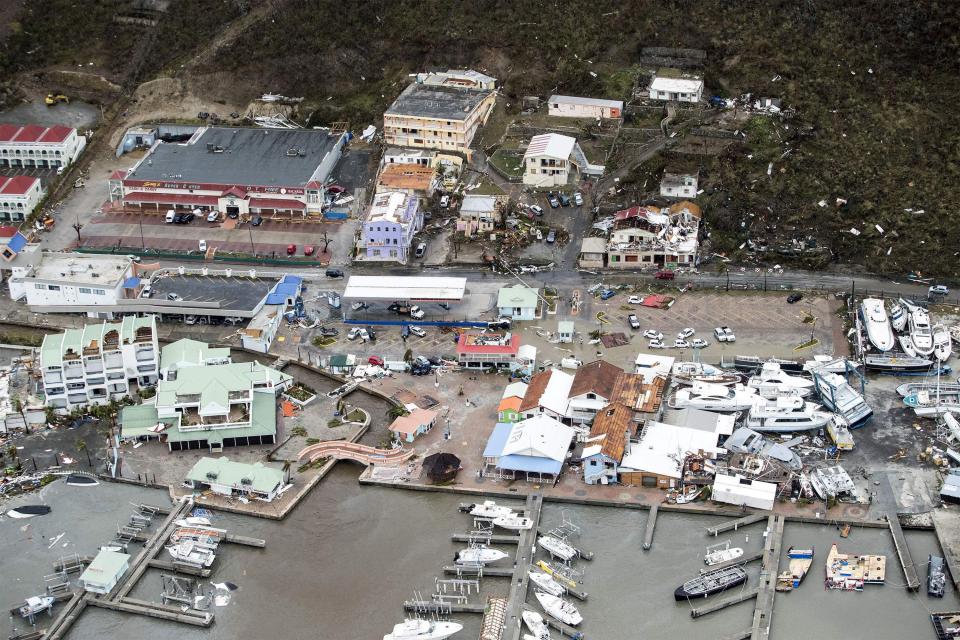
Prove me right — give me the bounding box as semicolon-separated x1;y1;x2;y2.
522;133;575;187
567;360;625;424
79;549;130;594
356;191;423;263
383;71;497;155
458;195;500;237
8;253;136;317
634;353;675;383
0;176;44;222
414;69;498;91
0;226;32;263
456;332;520;370
548;95;623;119
618;417;722;489
382;147;437;167
184;456;287;502
578;237;607;269
109;126;347;219
649;70;704;103
606;202;701;269
582;403;633;485
119;338;292;452
496;284;540;321
328;354;357;375
482;415;574;482
375;163;438;203
342;276;466;319
240;275;303;353
660;171;698;199
40;316;159;413
519;368;574;421
0;124;86;169
557;321;574;344
498;381;528;423
712;473;777;510
389;407;439;443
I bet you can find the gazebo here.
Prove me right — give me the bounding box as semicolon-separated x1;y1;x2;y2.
423;452;461;483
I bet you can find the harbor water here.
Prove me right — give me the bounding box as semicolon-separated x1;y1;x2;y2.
1;466;954;639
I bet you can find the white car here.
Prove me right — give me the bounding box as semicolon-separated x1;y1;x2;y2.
628;295;645;305
643;330;663;341
409;305;425;320
347;327;369;341
627;314;640;329
674;339;691;349
440;195;450;208
198;239;207;251
574;192;583;206
648;339;666;349
409;326;426;338
930;285;950;296
678;327;695;339
723;327;736;342
714;326;730;342
692;338;709;349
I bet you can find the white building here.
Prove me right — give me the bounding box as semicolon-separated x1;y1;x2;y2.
649;72;704;103
660;171;698;199
0;124;86;169
618;418;722;489
382;147;437;167
356;191;423;263
496;284;540;321
40;316;159;413
458;194;500;236
0;176;44;222
634;353;675;383
548;95;623;119
712;473;777;510
79;549;130;594
519;368;574;421
8;253;135;317
523;133;604;187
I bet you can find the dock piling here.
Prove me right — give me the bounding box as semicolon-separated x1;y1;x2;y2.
643;503;659;550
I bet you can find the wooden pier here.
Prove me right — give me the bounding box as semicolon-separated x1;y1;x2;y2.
126;530;266;548
690;587;759;618
749;514;784;640
700;550;765;574
717;630;751;640
706;513;767;536
451;533;521;545
932;510;960;588
43;592;89;640
643;503;659;550
479;596;507;640
402;600;486;614
88;596;213;627
114;499;193;600
504;494;545;640
442;565;513;578
886;513;921;591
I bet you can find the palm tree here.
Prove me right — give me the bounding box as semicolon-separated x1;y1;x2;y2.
76;438;92;467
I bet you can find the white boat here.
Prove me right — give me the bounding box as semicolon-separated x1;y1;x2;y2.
748;362;814;393
904;389;960;417
165;541;216;567
744;396;832;433
748;382;809;401
933;325;953;362
909;307;935;356
535;591;582;626
810;371;873;428
809;466;855;500
492;513;534;531
704;542;745;566
670;381;758;412
890;302;907;332
466;500;514;519
802;355;858;375
897;381;960;397
17;595;54;618
174;516;214;528
537;535;578;561
860;298;895;352
898;335;918;357
383;618;463;640
455;547;508;565
671;362;742;386
522;610;551;640
528;570;566;596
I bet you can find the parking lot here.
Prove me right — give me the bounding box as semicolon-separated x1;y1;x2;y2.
0;165;60;190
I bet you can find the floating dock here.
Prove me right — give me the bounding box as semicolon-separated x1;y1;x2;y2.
690;587;759;618
643;504;659;550
451;533;520;545
750;514;784;640
887;514;921;591
717;630;751;640
932;510;960;588
126;530;266;548
504;494;545;640
706;514;767;536
88;596;213;627
700;550;765;574
43;593;89;640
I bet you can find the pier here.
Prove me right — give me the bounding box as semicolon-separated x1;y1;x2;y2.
700;550;765;574
690;587;759;618
504;493;545;640
717;630;752;640
442;565;513;578
451;533;521;545
479;597;507;640
148;559;213;577
933;510;960;588
125;529;266;548
87;596;213;626
886;514;921;591
114;499;193;600
749;514;784;640
43;593;88;640
642;503;659;550
706;513;767;536
402;600;486;614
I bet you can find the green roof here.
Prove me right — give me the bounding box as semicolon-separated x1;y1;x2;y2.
120;315;155;343
121;392;278;446
497;285;539;309
40;317;156;369
156;361;290;411
329;354;349;367
119;403;178;439
80;549;130;584
185;456;284;494
160;338;230;370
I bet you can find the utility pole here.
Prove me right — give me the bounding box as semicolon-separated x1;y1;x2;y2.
248;225;255;256
138;211;145;249
72;218;83;247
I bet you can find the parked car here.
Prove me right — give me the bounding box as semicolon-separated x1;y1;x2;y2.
318;326;339;337
440;195;450;209
409;326;427;338
184;315;197;325
303;245;315;257
223;316;243;325
547;192;560;208
182;212;195;223
368;356;384;367
347;327;369;341
286;244;296;255
198;239;207;252
692;338;709;349
141;285;152;298
574;192;583;206
410;364;432;376
172;213;185;224
643;330;663;341
786;293;803;304
600;288;616;300
546;230;556;243
654;270;675;280
413;356;431;368
930;285;950;296
438;302;451;311
674;339;691;349
165;210;176;223
401;325;410;339
167;293;182;302
325;268;344;278
530;204;544;217
206;211;220;223
714;326;730;342
678;327;695;339
557;192;571;207
251;215;264;227
365;326;377;341
227;210;240;219
409;305;425;320
415;242;427;258
628;314;640;330
648;339;666;349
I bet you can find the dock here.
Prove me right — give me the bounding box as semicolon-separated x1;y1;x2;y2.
125;530;266;548
690;587;759;618
479;597;507;640
451;533;521;545
402;600;486;614
933;509;960;589
504;494;545;640
642;503;659;550
442;565;513;578
717;630;751;640
887;514;921;591
87;596;213;627
749;514;784;640
148;559;213;577
43;592;89;640
706;513;767;536
114;499;193;600
700;550;765;574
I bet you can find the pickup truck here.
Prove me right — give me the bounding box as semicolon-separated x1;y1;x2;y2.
388;302;425;319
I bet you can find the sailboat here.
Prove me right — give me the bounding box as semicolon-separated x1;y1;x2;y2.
383;619;463;640
933;325;953;362
535;591;582;626
904;364;960;417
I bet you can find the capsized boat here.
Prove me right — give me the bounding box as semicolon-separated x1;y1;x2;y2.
522;610;551;640
810;371;873;428
6;504;51;519
455;546;508;565
383;618;463;640
534;591;582;626
704;541;744;566
462;500;514;519
528;570;566;597
537;535;578;561
492;513;533;531
928;554;946;598
674;565;747;600
933;325;953;363
860;298;895;352
17;595;54;618
775;547;814;592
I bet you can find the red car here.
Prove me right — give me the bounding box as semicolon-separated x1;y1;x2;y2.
303;245;315;257
368;356;384;366
286;244;296;255
327;184;346;194
654;270;675;280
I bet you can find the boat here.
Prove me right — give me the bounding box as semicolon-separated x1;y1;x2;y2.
64;474;99;486
809;466;856;500
674;565;748;600
16;595;54;618
826;415;855;451
860;298;895;352
537;535;578;561
670;381;758;412
724;427;803;470
492;513;534;531
744;396;833;433
864;354;940;374
6;505;52;519
890;302;907;332
897;381;960;397
802;355;858;375
528;570;566;596
909;306;935;356
170;527;223;547
670;485;705;504
534;591;582;626
898;335;918;358
810;371;873;428
928;554;946;598
905;389;960;417
775;547;814;592
174;516;215;528
383;618;463;640
934;325;953;362
522;610;551;640
535;561;578;589
733;355;804;374
462;500;514;519
704;541;744;566
455;546;508;565
748;362;814;393
672;362;741;386
825;543;886;590
166;542;216;567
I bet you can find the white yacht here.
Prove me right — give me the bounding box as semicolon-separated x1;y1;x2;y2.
455;547;508;565
810;371;873;428
909;307;935;356
465;500;514;519
672;362;741;386
749;362;815;392
383;619;463;640
522;610;551;640
535;592;582;626
705;542;744;566
492;513;533;531
744;396;833;433
528;570;566;596
537;535;578;561
165;542;216;567
802;355;858;375
670;381;758;412
860;298;895;352
933;325;953;362
890;302;907;332
898;335;918;357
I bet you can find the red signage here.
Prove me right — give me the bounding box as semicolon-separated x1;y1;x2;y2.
123;179;305;196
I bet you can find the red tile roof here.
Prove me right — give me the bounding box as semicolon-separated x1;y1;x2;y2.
0;175;40;195
0;123;75;144
11;125;47;143
519;369;552;412
456;332;519;355
38;125;73;144
0;226;18;237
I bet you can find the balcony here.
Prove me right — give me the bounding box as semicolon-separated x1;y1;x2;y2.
135;349;155;362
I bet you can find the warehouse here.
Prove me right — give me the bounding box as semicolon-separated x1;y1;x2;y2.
109;126;348;219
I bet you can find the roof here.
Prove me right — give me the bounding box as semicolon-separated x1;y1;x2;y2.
119;403;179;439
580;237;606;254
343;276;466;301
123;392;278;446
0;175;40;195
669;200;702;219
146;274;280;313
22;252;131;286
2;231;28;253
185;456;285;494
497;285;539;309
249;197;305;210
160;338;230;370
366;191;418;225
661;407;736;436
483;423;514;458
0;124;73;144
634;353;675;383
585;403;633;462
385;83;493;121
612;372;664;414
498;396;522;412
620;419;722;479
570;360;623;400
650;75;704;93
41;317;155;368
501;415;574;461
457;332;519;355
519;368;573;415
502;381;528;400
122;191;220;206
549;95;624;109
460;195;497;214
713;473;777;501
80;550;130;585
377;163;436;191
125;126;343;188
524;133;576;160
156;361;290;413
265;275;301;305
389;407;439;435
557;321;574;333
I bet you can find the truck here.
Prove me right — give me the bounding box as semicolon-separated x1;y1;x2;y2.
388;302;425;319
383;360;411;373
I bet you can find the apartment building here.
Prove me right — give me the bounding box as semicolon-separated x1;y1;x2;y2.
0;176;44;222
0;124;86;168
606;201;701;269
39;316;159;413
356;191;423;263
8;253;135;317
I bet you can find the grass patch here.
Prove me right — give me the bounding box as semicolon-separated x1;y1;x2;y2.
312;336;337;348
488;149;524;179
305;437;320;445
286;385;315;402
470;177;507;197
794;338;820;351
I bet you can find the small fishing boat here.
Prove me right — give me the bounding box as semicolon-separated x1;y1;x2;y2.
775;547;814;592
6;505;52;519
802;355;859;375
672;362;741;386
492;513;534;531
898;335;918;358
667;485;704;504
535;591;582;626
170;527;222;547
674;565;748;600
528;570;566;597
64;474;99;487
537;535;577;562
704;541;744;566
522;610;551;640
165;541;216;567
462;500;514;520
535;560;578;589
928;554;946;598
455;546;508;565
16;595;54;619
383;618;463;640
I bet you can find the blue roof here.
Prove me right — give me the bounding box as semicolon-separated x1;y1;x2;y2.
281;274;303;285
482;423;513;458
266;278;302;305
122;277;141;289
7;233;27;253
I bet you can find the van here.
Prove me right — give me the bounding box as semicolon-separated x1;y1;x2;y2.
415;242;426;258
165;210;176;223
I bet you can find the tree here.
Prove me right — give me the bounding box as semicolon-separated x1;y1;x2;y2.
13;396;29;434
321;231;333;253
403;348;413;362
76;438;92;467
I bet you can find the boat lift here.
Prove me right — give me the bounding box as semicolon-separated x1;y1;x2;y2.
160;574;196;606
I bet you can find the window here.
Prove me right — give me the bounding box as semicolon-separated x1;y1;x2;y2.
94;289;105;295
48;285;60;291
79;287;92;294
34;283;46;290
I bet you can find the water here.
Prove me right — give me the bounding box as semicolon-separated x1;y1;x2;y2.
1;467;953;639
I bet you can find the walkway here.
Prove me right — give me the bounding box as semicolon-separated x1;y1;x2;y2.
297;440;414;466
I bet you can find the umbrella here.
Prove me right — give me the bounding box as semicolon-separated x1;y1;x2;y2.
423;452;461;483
